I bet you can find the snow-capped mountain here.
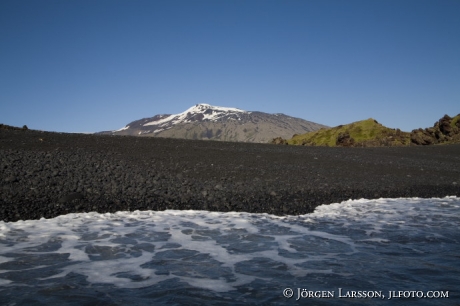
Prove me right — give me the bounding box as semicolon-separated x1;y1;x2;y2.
100;104;328;143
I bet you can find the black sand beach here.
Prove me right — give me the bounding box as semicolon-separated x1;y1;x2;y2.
1;128;459;222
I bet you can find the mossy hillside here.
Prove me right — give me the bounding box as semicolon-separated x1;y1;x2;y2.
450;114;460;129
287;118;411;146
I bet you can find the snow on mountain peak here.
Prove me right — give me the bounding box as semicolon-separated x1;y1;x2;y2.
113;125;130;132
188;103;246;114
143;104;249;130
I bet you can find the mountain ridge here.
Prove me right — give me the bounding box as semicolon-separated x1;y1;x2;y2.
99;104;328;143
272;114;460;147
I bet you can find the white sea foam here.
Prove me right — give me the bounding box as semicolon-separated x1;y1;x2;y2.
0;197;459;304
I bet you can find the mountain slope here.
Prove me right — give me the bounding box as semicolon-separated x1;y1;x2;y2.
101;104;328;143
274;113;460;147
278;118;411;147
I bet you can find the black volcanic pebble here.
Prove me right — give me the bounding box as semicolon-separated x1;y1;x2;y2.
59;192;84;203
0;128;460;222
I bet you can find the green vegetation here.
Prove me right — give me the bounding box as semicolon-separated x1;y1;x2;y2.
287;118;411;147
450;114;460;129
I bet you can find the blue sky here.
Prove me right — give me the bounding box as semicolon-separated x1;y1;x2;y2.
1;0;459;133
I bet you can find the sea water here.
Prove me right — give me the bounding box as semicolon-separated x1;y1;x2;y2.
0;197;459;305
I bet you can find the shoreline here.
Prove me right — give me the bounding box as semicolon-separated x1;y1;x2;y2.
1;129;459;222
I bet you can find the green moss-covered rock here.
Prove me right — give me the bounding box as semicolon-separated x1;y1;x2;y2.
286;118;411;147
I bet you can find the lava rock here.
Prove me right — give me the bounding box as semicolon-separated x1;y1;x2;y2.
59;192;84;203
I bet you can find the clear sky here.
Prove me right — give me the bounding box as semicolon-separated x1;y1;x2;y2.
1;0;459;133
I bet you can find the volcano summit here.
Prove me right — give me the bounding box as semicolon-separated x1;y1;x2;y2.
100;104;327;143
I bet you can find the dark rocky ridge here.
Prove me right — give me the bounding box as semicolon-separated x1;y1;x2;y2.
1;128;459;222
410;114;460;145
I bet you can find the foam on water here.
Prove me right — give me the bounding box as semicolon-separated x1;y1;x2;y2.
0;197;459;305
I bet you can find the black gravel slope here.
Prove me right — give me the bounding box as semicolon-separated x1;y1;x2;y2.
1;128;459;222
